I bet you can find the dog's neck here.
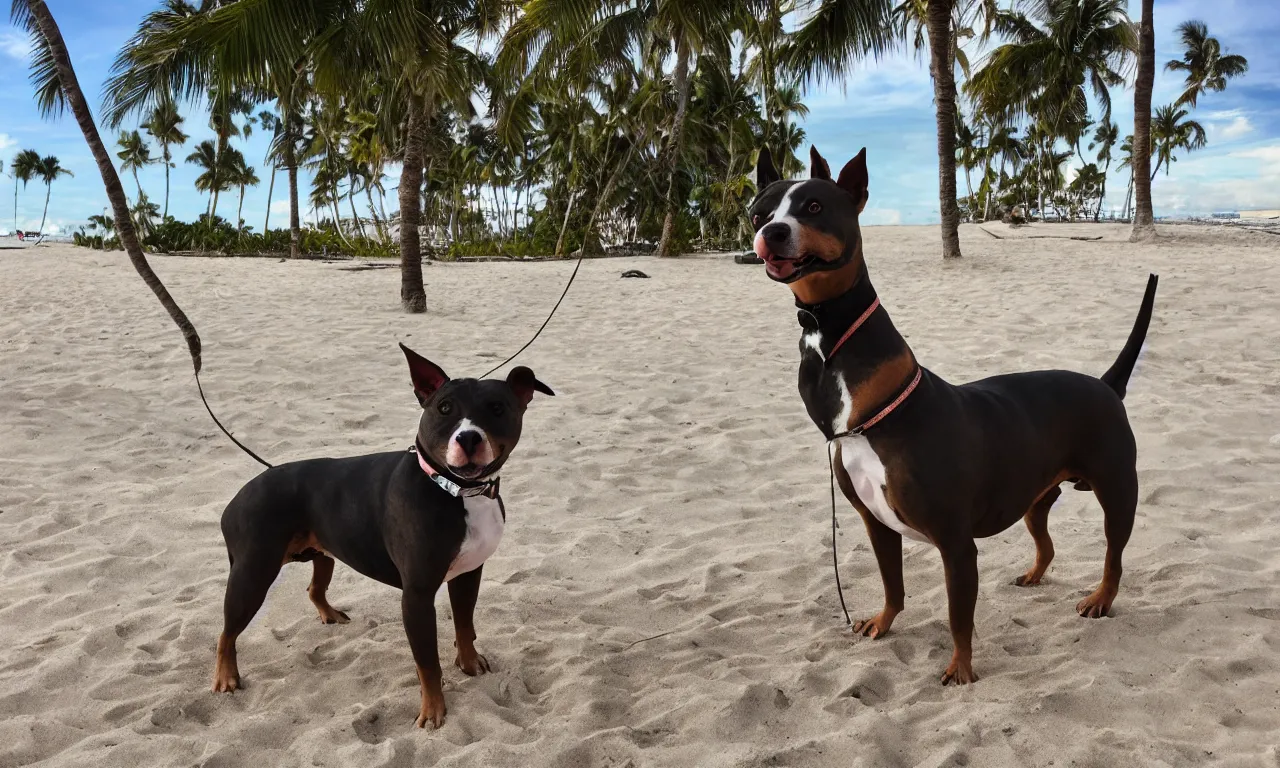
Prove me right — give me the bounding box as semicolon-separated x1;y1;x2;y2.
794;266;918;434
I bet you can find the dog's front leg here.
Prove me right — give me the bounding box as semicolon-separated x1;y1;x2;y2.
939;540;979;685
853;511;904;638
448;567;491;675
402;583;446;728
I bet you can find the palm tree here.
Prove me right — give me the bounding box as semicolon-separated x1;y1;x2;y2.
1115;133;1135;220
141;101;188;219
1150;104;1206;179
955;118;980;219
130;192;161;239
1165;20;1249;108
34;155;72;235
206;85;255;224
224;149;259;233
186;139;222;217
967;0;1135;222
116;129;153;202
14;0;201;370
789;0;959;258
1088;120;1118;221
87;212;114;249
1129;0;1156;240
257;110;280;233
12;149;41;233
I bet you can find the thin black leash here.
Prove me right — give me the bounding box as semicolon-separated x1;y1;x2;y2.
828;442;853;627
200;248;589;468
196;370;273;468
478;248;588;378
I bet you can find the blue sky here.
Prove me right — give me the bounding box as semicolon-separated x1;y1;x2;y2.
2;0;1277;234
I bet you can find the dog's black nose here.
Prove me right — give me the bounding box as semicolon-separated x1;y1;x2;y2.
762;222;791;244
454;430;484;456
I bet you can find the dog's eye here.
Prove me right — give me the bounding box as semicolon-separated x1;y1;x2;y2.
489;402;505;417
437;400;453;415
808;201;822;214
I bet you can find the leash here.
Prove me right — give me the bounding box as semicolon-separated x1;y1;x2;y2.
197;247;589;469
477;247;588;378
822;366;923;628
196;370;273;468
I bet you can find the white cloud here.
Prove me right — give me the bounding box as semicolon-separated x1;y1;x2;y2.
0;31;31;60
270;200;290;214
1229;144;1280;163
862;207;902;226
1217;116;1254;141
0;133;17;153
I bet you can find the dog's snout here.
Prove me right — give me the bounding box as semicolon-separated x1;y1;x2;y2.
454;430;484;455
762;222;791;244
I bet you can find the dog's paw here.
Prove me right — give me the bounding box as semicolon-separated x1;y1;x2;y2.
415;689;447;729
941;655;979;686
455;651;491;676
852;608;898;639
1012;571;1044;587
318;607;351;625
1075;587;1116;618
211;669;240;693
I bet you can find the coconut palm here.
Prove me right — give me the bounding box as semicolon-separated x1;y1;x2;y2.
116;129;153;202
1129;0;1156;240
141;100;188;219
13;0;201;369
223;149;259;233
185;139;229;216
130;192;161;239
33;155;72;236
12;148;41;233
1115;133;1135;219
955;119;980;219
1165;20;1249;109
791;0;966;258
967;0;1135;222
1088;120;1118;220
1150;104;1206;180
87;212;114;249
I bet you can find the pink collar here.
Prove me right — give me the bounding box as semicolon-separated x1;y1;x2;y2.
831;366;923;439
412;446;500;499
824;296;880;363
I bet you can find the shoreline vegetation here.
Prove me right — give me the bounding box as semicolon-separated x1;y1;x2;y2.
8;0;1251;306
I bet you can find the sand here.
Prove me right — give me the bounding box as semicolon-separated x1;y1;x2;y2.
2;224;1279;768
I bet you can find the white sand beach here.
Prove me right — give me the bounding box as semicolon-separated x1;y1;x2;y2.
2;224;1279;767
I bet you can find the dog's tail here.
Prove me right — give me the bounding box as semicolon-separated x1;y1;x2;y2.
1100;273;1158;400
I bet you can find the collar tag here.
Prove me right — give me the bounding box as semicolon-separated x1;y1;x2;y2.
410;446;499;499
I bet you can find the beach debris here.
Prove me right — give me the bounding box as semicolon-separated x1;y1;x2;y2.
620;269;650;279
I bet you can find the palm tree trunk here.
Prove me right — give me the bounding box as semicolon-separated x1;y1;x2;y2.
263;164;275;233
286;135;300;259
236;185;245;233
210;136;224;220
398;94;427;313
13;182;18;233
162;146;171;219
347;186;366;238
554;191;579;257
927;0;963;259
583;142;638;254
1123;171;1134;220
132;167;142;203
24;0;200;369
365;184;385;240
1094;158;1110;222
658;35;694;258
980;148;995;222
39;183;51;235
1129;0;1156;240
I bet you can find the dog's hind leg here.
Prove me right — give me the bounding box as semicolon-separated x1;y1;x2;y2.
1013;485;1061;587
1075;467;1137;618
308;555;350;625
213;543;284;692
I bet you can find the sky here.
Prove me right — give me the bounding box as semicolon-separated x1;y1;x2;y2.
1;0;1277;235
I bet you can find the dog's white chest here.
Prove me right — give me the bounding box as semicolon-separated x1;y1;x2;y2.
446;495;505;581
837;435;931;544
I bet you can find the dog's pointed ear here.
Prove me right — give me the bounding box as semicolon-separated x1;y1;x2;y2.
400;343;449;405
810;146;832;180
755;147;780;189
836;148;869;213
506;366;554;407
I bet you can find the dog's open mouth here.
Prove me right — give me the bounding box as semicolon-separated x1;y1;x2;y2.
447;449;504;482
757;248;814;282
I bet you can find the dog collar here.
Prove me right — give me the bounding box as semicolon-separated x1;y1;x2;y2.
830;366;923;440
410;445;500;499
